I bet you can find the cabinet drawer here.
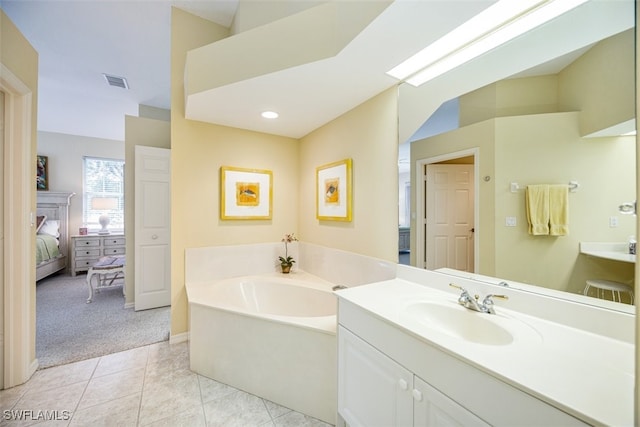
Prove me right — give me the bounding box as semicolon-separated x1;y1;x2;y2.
75;238;100;247
103;247;125;256
75;248;101;258
104;237;125;246
75;259;98;269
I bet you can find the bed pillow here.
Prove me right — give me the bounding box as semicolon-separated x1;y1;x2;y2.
36;215;47;233
38;219;60;238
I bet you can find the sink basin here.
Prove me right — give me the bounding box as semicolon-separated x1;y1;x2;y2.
401;301;540;346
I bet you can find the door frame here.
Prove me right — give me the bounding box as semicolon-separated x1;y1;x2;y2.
1;63;36;388
415;148;479;272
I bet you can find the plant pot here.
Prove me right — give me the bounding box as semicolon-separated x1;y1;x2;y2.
281;264;291;274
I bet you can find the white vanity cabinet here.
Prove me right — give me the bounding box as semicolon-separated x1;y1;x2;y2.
338;326;488;427
337;296;588;427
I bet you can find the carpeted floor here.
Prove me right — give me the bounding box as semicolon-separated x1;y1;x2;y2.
36;272;170;369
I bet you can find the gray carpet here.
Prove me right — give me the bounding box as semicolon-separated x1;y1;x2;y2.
36;273;170;369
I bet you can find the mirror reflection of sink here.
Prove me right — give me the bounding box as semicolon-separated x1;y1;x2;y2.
402;301;541;346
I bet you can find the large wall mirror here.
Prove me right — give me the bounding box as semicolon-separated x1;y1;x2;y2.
398;0;636;311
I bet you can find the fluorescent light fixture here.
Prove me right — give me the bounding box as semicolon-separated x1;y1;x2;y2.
387;0;588;87
261;111;279;119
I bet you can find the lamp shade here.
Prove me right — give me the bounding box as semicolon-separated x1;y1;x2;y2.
91;197;118;210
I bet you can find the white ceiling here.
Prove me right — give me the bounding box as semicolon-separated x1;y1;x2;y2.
0;0;633;142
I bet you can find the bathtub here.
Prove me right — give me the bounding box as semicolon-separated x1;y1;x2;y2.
187;272;337;424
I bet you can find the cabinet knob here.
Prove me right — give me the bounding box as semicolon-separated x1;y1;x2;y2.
152;234;158;240
412;389;423;402
398;379;408;391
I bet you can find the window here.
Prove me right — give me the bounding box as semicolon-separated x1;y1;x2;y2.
83;157;124;231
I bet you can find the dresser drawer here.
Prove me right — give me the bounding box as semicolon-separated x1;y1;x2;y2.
75;238;100;248
75;248;101;258
104;237;126;246
103;247;125;255
75;259;98;269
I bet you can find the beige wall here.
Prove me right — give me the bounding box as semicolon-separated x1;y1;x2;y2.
124;115;170;305
171;8;299;336
171;9;400;337
1;8;39;386
411;30;635;296
37;131;124;237
299;88;399;261
495;112;634;293
560;29;634;136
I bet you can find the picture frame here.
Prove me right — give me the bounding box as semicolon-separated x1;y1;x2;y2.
316;158;352;221
36;155;49;191
220;166;273;220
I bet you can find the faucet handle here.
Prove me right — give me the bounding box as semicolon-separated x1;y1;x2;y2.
482;294;508;314
449;283;466;292
483;294;509;302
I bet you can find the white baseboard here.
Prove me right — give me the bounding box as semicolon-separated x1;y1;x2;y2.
169;332;189;344
123;302;134;309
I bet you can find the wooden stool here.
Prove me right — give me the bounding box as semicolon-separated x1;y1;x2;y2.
86;255;125;303
583;279;634;303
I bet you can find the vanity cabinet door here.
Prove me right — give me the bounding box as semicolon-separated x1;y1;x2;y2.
413;375;490;427
338;326;413;427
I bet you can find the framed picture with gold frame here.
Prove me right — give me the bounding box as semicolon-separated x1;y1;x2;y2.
316;158;352;221
220;166;272;220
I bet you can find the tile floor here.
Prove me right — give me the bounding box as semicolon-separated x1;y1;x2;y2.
0;341;333;427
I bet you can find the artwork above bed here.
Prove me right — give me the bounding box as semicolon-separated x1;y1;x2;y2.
36;191;75;281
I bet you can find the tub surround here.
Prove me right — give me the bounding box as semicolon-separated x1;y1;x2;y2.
185;241;396;286
336;265;634;426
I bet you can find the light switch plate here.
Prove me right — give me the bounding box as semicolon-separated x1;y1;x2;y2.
506;217;517;227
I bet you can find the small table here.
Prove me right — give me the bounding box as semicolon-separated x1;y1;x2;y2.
86;255;125;303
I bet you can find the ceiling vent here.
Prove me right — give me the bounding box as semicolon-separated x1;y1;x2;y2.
103;73;129;89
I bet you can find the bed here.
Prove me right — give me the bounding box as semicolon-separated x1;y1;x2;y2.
36;191;75;281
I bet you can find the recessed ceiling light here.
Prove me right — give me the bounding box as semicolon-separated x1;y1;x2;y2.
261;111;279;119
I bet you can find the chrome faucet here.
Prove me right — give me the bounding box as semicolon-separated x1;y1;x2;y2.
449;283;508;314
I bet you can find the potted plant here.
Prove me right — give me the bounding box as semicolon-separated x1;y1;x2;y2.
278;233;298;273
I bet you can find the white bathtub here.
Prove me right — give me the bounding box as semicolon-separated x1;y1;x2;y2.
187;272;337;424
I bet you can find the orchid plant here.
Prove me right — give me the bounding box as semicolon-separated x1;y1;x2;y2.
278;233;299;268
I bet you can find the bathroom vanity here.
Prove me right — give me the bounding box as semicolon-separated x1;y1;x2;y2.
335;266;634;426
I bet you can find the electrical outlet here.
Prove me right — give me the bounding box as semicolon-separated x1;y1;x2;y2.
506;217;517;227
610;216;619;227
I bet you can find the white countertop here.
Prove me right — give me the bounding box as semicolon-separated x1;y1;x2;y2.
336;278;634;426
580;242;636;263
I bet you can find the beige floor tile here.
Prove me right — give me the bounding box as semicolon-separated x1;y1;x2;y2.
77;367;145;410
26;359;98;393
139;370;202;425
93;346;149;378
0;383;28;412
197;376;238;404
262;399;292;420
272;411;332;427
202;390;272;427
139;405;206;427
9;382;86;427
70;393;141;427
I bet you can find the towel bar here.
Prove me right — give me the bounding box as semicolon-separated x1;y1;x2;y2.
510;181;579;193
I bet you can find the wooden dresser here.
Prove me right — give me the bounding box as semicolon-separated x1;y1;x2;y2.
70;234;126;276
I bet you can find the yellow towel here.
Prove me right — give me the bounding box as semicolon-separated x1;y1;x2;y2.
526;185;549;235
549;184;569;236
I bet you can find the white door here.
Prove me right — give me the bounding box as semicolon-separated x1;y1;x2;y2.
135;146;171;311
425;164;474;271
